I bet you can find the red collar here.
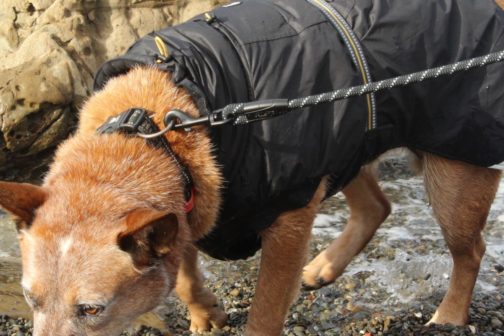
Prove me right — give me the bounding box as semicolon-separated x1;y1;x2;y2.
184;187;196;213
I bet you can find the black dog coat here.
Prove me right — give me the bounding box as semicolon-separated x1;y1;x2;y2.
94;0;504;260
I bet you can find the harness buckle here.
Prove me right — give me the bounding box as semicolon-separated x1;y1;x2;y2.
97;108;148;135
122;108;148;132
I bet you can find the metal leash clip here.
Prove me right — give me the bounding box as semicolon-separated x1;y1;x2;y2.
164;110;208;131
162;99;290;132
136;110;207;139
139;99;291;139
212;99;290;126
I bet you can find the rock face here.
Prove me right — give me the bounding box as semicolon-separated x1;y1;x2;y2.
0;0;227;181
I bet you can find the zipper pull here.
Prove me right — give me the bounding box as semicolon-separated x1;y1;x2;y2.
204;11;216;24
154;35;171;63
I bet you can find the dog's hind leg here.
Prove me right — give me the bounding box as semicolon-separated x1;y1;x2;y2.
175;244;227;332
423;153;501;325
245;181;327;336
302;167;390;288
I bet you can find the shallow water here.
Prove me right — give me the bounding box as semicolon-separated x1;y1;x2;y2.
0;158;503;328
312;163;504;308
0;212;30;318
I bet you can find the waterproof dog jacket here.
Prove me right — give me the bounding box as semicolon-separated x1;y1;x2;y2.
94;0;504;260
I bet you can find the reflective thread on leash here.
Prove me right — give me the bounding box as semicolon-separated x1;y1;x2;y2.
147;50;504;134
286;50;504;111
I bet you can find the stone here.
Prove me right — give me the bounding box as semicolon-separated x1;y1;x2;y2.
229;288;241;297
0;0;228;181
491;318;503;329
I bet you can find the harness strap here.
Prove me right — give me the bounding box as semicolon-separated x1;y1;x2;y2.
97;108;195;212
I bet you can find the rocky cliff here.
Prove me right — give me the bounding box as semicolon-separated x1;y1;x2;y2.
0;0;226;181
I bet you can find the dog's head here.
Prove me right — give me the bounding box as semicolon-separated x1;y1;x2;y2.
0;179;186;336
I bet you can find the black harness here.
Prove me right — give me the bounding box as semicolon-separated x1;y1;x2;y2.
96;108;195;210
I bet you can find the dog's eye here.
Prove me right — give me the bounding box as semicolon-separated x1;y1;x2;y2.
78;304;105;317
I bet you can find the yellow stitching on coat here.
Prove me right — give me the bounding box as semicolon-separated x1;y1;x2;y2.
155;36;169;58
313;0;373;129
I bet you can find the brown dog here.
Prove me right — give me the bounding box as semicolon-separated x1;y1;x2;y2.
0;66;502;335
1;1;504;335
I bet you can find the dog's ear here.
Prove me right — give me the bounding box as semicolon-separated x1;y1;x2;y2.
0;181;47;231
118;209;179;267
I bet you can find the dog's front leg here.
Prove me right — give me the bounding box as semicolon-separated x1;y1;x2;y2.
175;244;227;332
245;182;326;336
303;167;390;288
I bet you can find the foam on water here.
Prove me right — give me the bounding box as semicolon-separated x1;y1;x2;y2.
383;226;415;241
314;174;504;244
312;171;504;305
346;250;453;303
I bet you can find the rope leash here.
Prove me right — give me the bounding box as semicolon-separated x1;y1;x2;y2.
148;50;504;133
288;50;504;111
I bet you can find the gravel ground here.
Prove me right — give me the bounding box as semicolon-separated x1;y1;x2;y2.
1;247;503;336
1;156;503;335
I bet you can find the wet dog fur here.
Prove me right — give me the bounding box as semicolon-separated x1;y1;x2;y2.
1;3;504;332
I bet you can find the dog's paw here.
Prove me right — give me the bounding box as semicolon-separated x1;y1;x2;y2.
301;277;332;291
301;251;340;290
189;304;227;333
425;310;468;327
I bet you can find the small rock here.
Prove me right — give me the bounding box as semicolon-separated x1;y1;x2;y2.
229;288;240;297
345;282;356;291
292;326;305;336
490;317;503;328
